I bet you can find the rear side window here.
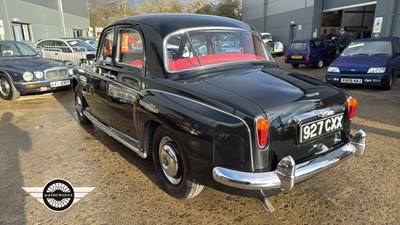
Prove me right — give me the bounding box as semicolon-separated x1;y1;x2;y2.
116;28;144;69
312;40;324;49
290;42;308;50
98;30;114;63
37;40;54;48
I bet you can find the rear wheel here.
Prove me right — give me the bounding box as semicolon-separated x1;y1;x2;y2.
74;85;91;124
0;74;20;100
152;126;204;199
382;72;393;90
292;64;299;68
316;58;324;69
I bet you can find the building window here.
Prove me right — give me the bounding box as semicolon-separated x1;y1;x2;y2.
12;23;31;42
73;29;83;38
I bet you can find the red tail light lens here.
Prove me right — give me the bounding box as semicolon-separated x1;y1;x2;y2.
306;54;310;62
284;54;288;62
256;116;270;148
346;96;358;119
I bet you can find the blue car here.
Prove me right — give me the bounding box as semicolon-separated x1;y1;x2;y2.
326;37;400;90
285;38;338;69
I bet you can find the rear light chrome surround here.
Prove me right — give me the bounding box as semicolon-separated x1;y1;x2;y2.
255;115;270;149
346;96;358;119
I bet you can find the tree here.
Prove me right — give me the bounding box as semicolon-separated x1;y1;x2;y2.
189;0;242;19
88;0;243;28
189;0;214;15
215;0;242;20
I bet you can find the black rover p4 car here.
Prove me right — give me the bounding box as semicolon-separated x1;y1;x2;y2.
72;14;367;212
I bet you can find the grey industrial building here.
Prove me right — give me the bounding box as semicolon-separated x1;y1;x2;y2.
242;0;400;51
0;0;90;42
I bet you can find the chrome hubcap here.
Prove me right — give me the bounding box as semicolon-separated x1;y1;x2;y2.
319;60;323;67
159;136;181;185
75;95;83;116
0;78;10;97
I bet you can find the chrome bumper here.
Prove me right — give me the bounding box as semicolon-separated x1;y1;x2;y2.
212;129;366;192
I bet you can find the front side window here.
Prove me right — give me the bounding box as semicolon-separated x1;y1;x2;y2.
165;28;270;72
342;41;392;56
116;28;144;69
98;31;114;62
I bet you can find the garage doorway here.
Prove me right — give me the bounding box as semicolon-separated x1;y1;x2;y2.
321;2;376;39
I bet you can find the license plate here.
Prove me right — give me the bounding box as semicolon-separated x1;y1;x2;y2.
50;80;70;88
299;113;344;143
291;55;302;59
341;78;362;84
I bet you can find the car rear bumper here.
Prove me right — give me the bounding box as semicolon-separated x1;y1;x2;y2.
284;59;316;65
14;77;72;94
212;129;366;192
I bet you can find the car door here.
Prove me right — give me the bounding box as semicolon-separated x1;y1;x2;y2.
53;40;72;62
83;28;116;125
107;26;144;139
312;40;326;62
392;39;400;75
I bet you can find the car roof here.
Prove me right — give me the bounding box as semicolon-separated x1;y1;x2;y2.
109;13;253;38
0;40;27;44
38;38;77;42
352;37;399;42
290;38;325;43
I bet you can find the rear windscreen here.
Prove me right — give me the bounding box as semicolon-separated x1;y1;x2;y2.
290;42;308;50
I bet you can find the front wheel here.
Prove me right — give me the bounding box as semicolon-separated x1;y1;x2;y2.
382;72;393;90
0;74;20;100
74;85;91;124
152;126;204;199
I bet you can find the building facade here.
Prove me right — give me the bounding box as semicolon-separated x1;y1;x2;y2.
242;0;400;51
0;0;90;43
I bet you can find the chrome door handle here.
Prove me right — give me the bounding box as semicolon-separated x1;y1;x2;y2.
104;73;116;80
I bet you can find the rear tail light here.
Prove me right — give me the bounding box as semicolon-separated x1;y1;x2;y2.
284;54;288;62
306;54;310;62
346;96;358;119
256;116;270;148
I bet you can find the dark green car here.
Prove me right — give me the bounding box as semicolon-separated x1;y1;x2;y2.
0;41;73;100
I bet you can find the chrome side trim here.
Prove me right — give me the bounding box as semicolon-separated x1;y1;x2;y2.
212;129;366;191
144;89;255;170
83;110;147;158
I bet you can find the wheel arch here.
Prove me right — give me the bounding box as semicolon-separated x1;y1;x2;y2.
136;89;253;174
0;70;13;80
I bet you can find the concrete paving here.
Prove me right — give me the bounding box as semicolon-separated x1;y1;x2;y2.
1;57;399;224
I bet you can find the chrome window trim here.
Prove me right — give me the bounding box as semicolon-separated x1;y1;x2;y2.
144;88;255;170
163;26;269;74
114;26;146;72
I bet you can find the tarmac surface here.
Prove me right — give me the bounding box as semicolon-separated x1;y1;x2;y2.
1;57;399;224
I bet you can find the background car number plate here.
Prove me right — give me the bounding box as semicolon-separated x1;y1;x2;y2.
341;78;362;83
299;113;344;143
50;80;70;88
291;55;302;59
